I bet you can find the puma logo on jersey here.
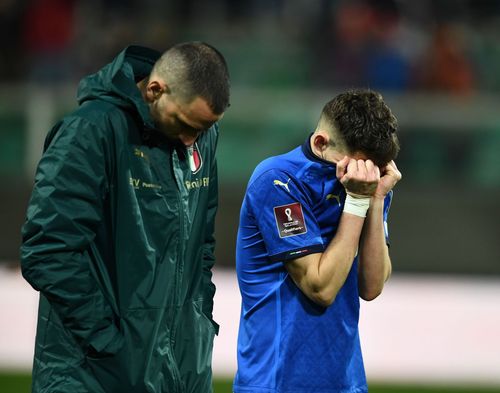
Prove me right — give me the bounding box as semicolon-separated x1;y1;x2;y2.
273;178;291;193
326;193;341;206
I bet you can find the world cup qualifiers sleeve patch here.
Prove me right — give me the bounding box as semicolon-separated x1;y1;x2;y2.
273;202;307;238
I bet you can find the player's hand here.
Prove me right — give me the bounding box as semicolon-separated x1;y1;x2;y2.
336;156;380;197
373;160;402;199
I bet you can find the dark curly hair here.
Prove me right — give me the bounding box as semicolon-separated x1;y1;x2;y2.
321;89;400;166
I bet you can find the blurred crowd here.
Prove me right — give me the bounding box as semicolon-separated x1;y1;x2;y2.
1;0;500;270
1;0;500;93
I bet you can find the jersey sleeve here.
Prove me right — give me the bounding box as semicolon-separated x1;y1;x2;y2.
245;169;325;262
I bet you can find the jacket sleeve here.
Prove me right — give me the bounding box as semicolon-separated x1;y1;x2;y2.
201;129;219;334
20;116;123;356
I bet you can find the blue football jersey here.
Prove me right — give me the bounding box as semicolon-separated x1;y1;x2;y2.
234;137;393;393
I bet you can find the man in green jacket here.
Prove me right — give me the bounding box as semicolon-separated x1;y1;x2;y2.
20;42;230;393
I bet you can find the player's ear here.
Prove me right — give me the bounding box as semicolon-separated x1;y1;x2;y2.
313;130;330;152
146;80;165;102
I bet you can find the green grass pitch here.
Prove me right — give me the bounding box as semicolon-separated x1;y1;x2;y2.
1;373;499;393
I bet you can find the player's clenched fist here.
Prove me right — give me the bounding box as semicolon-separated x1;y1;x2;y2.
336;156;380;197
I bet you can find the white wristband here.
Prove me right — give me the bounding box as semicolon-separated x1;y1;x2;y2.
343;194;370;217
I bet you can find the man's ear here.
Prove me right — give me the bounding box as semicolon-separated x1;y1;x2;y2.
312;130;330;152
145;80;165;102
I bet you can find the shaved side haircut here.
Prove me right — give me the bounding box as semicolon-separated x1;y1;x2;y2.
152;42;230;114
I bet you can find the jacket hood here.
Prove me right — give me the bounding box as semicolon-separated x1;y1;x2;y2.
76;45;160;129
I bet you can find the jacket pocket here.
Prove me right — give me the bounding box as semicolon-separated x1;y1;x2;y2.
173;301;217;393
85;349;126;392
32;314;97;393
86;308;182;393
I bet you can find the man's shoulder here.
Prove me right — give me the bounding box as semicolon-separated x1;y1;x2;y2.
253;146;302;174
63;100;142;144
248;146;313;187
74;99;130;125
248;159;289;191
45;102;131;150
240;149;314;209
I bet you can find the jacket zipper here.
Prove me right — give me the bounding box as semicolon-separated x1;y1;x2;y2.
168;148;187;393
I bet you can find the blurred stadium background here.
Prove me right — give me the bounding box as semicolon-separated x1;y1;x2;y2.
1;0;500;392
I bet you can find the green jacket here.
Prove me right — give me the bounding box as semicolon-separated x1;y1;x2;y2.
21;46;220;393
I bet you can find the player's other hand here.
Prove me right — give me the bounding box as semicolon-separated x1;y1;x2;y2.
373;160;402;199
336;156;380;197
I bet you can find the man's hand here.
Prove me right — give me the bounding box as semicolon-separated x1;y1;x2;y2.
373;160;402;199
336;156;380;197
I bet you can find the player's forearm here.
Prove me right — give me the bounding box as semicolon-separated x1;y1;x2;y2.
358;197;391;301
310;213;365;305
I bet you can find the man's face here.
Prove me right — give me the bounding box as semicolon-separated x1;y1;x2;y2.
149;90;222;146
